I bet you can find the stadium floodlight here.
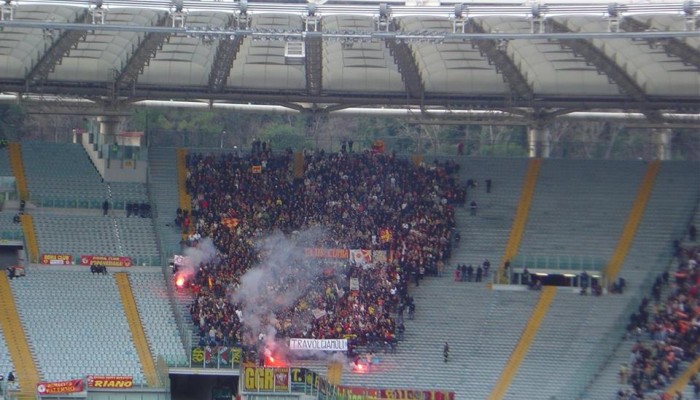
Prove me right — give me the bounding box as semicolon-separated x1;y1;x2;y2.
607;3;620;32
172;0;184;13
454;4;464;19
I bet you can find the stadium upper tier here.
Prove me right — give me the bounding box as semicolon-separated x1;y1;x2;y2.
20;142;148;207
0;0;698;114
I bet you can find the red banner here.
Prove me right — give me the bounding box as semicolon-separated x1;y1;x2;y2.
80;255;132;267
87;375;133;389
304;248;349;259
40;254;73;265
37;379;84;395
336;386;455;400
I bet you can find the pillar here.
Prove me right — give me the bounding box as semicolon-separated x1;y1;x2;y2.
97;116;122;146
655;128;672;161
528;125;550;158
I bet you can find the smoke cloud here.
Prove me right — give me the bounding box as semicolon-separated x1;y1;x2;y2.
176;237;219;281
231;227;349;364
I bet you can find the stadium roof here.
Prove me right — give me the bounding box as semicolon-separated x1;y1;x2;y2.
0;0;698;121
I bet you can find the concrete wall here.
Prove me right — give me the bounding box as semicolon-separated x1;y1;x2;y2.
79;134;147;183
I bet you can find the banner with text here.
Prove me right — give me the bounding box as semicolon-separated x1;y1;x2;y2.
40;254;73;265
87;375;133;389
304;248;350;259
243;367;290;392
37;379;85;396
80;255;132;267
336;385;455;400
289;338;348;352
290;367;332;395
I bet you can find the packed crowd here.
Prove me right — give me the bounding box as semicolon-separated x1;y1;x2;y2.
619;230;700;400
180;147;463;359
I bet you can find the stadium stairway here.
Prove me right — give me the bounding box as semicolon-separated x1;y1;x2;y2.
603;160;660;283
298;278;540;400
585;166;700;400
498;158;541;282
7;142;28;201
147;147;197;349
10;268;145;384
148;147;185;258
127;271;188;366
448;157;531;281
176;148;192;237
618;161;700;292
488;285;556;400
518;159;648;270
507;290;631;399
114;273;159;387
19;215;39;264
0;274;40;399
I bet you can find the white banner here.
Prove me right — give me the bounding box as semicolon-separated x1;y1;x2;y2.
289;338;348;352
349;249;372;267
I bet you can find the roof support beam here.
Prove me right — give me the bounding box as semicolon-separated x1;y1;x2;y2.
24;11;89;86
620;17;700;70
114;14;170;91
468;20;533;101
209;17;244;93
550;19;664;123
385;21;424;100
385;39;424;100
305;34;323;96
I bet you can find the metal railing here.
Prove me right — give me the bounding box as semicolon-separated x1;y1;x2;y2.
511;254;606;272
165;346;242;370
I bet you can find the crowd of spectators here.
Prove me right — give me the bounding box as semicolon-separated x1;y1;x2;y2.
179;147;463;361
619;231;700;400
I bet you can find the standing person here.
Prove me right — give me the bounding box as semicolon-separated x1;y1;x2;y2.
443;342;449;363
690;224;697;242
470;200;477;216
102;199;109;216
485;178;492;193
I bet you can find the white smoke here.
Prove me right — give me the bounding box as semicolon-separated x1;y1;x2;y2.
231;227;349;364
177;237;219;281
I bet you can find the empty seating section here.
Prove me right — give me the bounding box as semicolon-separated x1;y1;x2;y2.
303;281;539;400
31;214;159;265
582;162;700;399
9;269;145;384
128;272;187;365
19;142;147;207
622;162;700;288
519;159;647;271
0;324;14;386
0;211;22;240
147;147;184;257
449;157;531;269
0;146;11;176
507;293;630;399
